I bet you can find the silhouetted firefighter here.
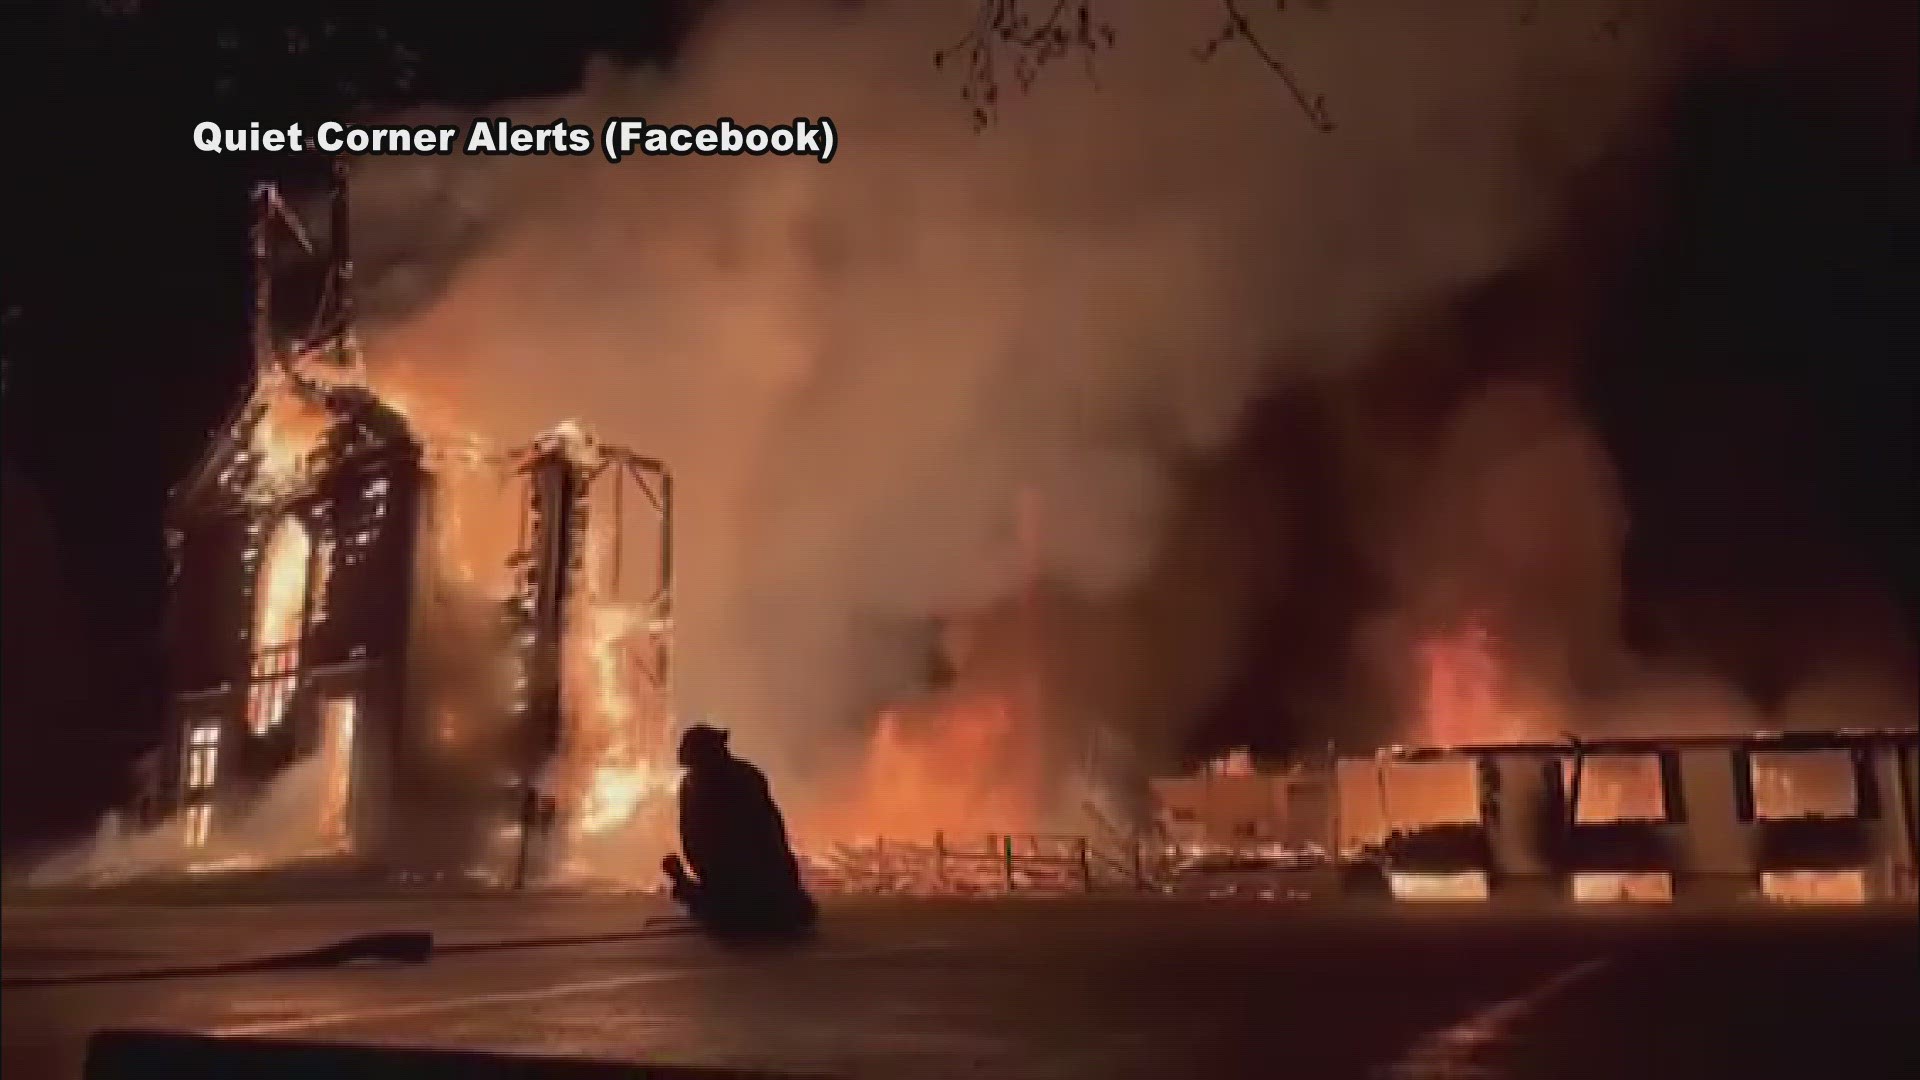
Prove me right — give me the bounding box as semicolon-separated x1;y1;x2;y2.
662;725;817;934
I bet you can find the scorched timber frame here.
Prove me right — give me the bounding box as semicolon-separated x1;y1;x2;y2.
504;433;675;887
160;160;677;885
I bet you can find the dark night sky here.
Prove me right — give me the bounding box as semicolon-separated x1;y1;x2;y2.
4;2;1915;848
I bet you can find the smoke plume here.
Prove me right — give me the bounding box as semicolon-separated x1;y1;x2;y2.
21;755;341;888
344;0;1721;797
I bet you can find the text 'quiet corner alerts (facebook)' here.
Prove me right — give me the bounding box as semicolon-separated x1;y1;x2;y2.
191;118;838;164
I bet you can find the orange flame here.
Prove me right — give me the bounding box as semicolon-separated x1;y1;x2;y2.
253;519;310;649
554;504;678;861
561;598;677;838
1414;615;1553;746
809;682;1050;844
809;491;1061;846
245;516;311;735
243;372;331;502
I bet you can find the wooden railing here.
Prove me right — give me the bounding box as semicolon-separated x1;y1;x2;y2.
805;832;1155;895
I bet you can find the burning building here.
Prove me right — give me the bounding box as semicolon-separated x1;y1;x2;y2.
1137;731;1919;905
1334;731;1920;904
1140;624;1917;905
152;165;677;885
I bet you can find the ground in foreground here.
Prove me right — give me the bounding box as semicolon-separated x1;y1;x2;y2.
4;895;1915;1079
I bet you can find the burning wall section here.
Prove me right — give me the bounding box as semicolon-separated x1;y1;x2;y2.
139;369;428;880
499;428;680;885
134;367;683;886
1322;733;1919;903
54;170;677;888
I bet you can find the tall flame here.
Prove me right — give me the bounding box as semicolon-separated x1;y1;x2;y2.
808;489;1060;844
237;367;332;505
813;688;1049;843
1414;615;1557;746
246;516;311;735
253;518;311;651
563;595;678;839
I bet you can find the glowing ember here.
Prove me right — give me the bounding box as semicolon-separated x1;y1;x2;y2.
238;368;332;504
1571;872;1674;902
1389;870;1490;901
577;762;679;836
1566;754;1667;823
1204;748;1258;777
1751;751;1859;819
186;854;270;876
1761;870;1870;904
316;697;356;848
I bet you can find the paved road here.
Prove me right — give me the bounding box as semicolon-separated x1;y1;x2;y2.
4;896;1915;1079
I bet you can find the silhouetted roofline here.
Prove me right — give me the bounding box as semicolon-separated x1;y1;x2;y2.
1374;729;1919;760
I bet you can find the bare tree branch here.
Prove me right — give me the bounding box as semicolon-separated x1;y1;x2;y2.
938;0;1634;134
934;0;1118;132
935;0;1325;133
1197;0;1333;132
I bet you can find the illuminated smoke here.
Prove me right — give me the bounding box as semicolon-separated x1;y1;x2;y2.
1351;381;1624;746
20;754;349;888
337;0;1701;819
1354;376;1914;748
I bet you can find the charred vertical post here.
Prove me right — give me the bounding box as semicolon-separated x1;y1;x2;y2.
330;160;352;325
1481;753;1567;899
511;443;591;886
497;439;674;886
656;468;675;689
1671;746;1759;902
326;158;356;368
1867;742;1918;900
617;453;675;696
525;447;587;764
610;452;676;769
248;184;274;369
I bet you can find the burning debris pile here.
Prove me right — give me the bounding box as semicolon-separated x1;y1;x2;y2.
802;833;1146;896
